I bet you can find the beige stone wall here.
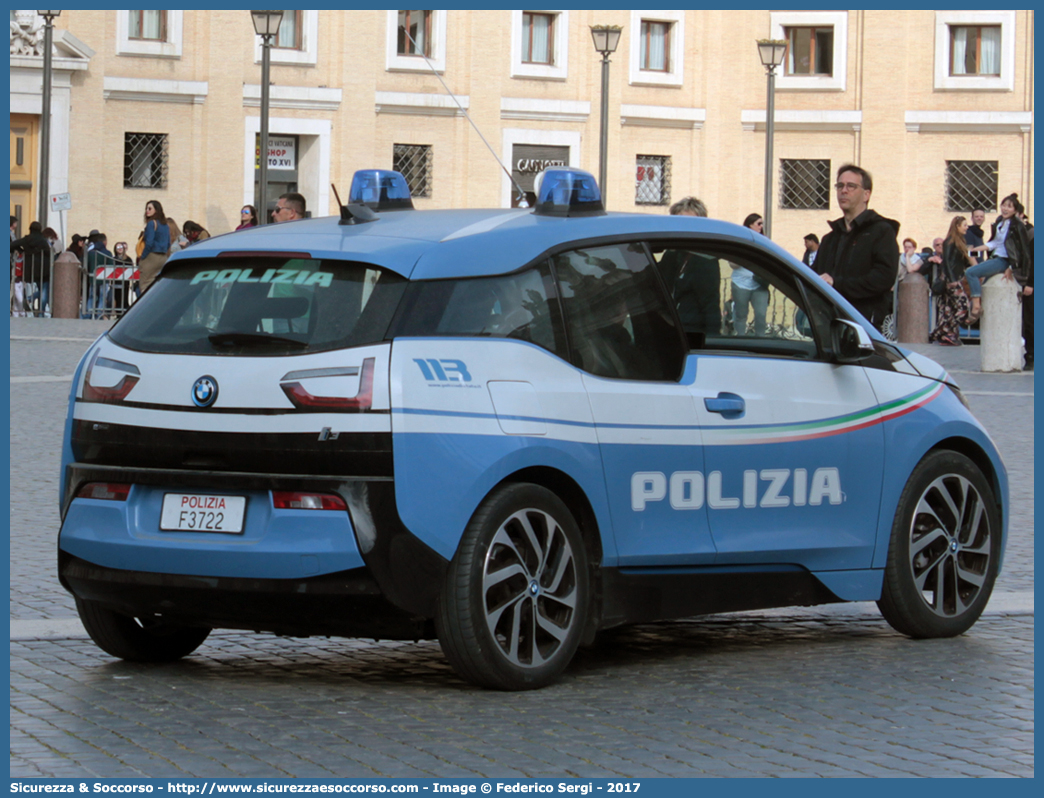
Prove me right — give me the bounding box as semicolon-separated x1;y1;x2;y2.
46;9;1032;264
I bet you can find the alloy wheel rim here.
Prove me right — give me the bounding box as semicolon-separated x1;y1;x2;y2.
482;508;578;668
908;474;991;617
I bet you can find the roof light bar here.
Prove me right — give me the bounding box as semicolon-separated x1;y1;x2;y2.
348;170;415;212
533;167;605;217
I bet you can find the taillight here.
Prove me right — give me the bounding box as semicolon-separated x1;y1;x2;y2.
280;357;374;411
77;483;131;501
271;492;347;511
82;351;140;403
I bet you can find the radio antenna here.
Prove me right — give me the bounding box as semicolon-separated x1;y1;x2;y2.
403;28;529;207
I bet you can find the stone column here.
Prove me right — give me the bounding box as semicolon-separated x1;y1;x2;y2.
51;250;81;319
980;278;1023;372
897;273;929;343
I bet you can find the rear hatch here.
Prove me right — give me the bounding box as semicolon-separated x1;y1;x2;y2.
72;255;406;477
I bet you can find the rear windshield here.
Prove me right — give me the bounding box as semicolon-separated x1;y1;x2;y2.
109;257;406;355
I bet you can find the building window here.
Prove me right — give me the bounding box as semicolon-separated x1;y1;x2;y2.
933;12;1015;91
511;10;568;80
394;144;433;199
770;11;847;91
522;12;555;65
118;10;183;58
640;21;671;72
129;10;167;41
779;159;831;210
950;25;1001;76
276;10;304;50
253;11;317;66
124;133;169;189
628;11;685;87
784;27;833;76
397;10;432;56
387;9;446;72
635;155;671;206
946;161;998;212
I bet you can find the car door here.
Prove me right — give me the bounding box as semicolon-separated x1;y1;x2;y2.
658;239;885;572
552;242;715;567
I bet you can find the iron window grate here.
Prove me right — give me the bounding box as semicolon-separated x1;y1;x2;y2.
635;155;671;206
393;144;433;199
124;133;168;189
779;159;830;210
946;161;997;212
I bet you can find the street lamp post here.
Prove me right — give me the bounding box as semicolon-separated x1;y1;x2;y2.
757;38;787;238
251;10;283;225
37;10;61;226
590;25;622;202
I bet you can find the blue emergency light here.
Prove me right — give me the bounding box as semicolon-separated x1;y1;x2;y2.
533;167;605;217
348;169;415;211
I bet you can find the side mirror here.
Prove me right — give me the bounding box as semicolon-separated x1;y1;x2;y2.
831;318;874;363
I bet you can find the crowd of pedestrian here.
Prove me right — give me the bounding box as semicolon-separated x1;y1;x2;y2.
9;175;1032;369
657;163;1032;371
778;164;1032;369
10;191;310;318
882;193;1033;367
10;199;232;318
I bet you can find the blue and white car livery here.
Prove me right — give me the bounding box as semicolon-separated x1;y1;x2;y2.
59;169;1007;690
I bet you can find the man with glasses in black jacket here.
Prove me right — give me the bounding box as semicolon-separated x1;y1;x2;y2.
813;164;900;333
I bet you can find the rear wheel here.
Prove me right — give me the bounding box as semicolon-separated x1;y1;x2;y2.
878;451;1000;638
436;483;589;690
76;598;211;662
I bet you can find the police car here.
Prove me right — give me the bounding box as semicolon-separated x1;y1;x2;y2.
58;168;1007;690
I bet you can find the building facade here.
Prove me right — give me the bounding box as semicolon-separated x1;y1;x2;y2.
9;9;1035;260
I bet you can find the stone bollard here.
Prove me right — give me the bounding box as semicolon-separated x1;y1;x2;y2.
896;272;930;343
51;251;82;319
980;277;1023;372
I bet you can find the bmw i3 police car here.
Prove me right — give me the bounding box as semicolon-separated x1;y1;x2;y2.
59;168;1007;690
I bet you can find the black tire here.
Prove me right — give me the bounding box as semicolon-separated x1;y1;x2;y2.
436;483;590;690
878;451;1000;638
76;598;211;662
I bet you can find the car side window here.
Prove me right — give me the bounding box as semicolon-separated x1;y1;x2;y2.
650;240;822;360
652;244;726;338
391;265;567;359
552;243;685;381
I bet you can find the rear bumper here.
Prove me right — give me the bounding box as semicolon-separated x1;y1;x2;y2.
59;463;449;623
59;551;434;640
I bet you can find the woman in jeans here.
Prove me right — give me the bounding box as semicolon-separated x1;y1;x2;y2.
730;213;770;336
137;200;170;293
928;217;973;346
965;193;1032;321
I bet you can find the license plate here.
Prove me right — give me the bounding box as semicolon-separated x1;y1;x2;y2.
160;493;247;534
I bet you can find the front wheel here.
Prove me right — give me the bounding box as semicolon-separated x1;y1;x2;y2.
436;483;590;690
877;451;1000;638
76;598;211;662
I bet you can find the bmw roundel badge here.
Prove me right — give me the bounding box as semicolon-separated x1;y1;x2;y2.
191;375;219;408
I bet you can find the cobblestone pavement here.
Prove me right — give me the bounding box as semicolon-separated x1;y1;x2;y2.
10;617;1034;778
9;320;1034;778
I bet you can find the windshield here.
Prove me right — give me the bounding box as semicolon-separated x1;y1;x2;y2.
110;257;407;355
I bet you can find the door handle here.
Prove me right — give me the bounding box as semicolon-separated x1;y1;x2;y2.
704;392;745;419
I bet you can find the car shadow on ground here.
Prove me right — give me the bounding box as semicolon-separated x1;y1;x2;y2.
65;613;997;693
